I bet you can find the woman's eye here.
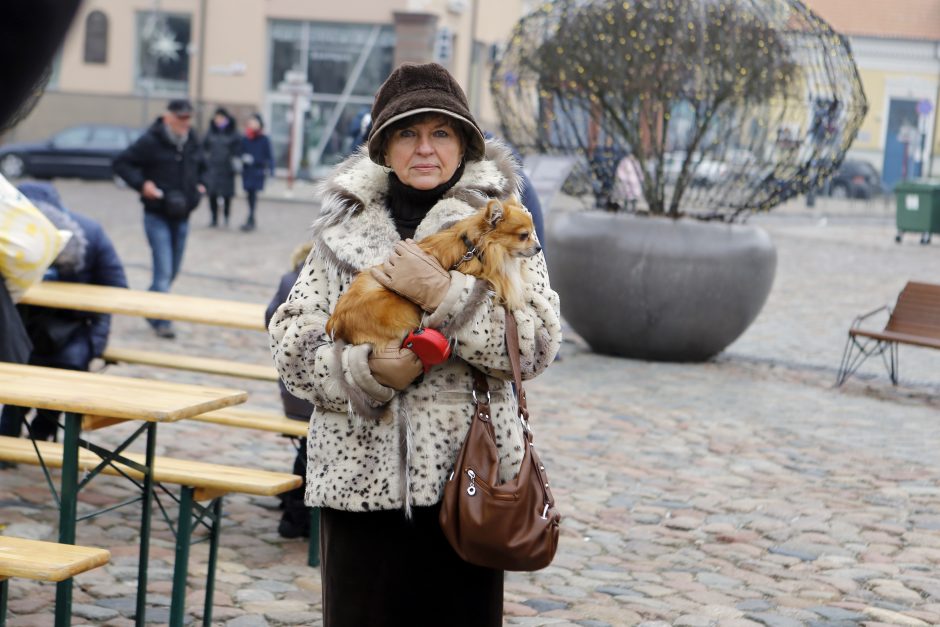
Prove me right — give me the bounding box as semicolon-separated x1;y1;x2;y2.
518;232;529;241
399;129;416;138
433;129;450;138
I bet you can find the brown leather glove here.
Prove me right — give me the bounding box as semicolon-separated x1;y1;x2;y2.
370;239;451;312
367;339;424;390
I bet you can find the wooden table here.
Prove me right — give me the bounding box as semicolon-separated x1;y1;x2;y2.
0;363;246;627
20;281;267;331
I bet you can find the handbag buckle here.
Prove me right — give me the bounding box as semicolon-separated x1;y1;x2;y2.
472;388;490;405
466;469;477;496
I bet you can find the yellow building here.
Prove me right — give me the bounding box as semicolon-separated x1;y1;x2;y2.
7;0;534;178
807;0;940;185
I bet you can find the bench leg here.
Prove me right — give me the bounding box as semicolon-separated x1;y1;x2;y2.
836;335;887;386
54;412;81;627
889;342;899;385
170;487;195;627
1;578;8;627
203;498;223;627
308;507;320;568
135;422;157;627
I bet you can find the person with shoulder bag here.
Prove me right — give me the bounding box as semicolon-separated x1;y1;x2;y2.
269;62;562;627
113;99;207;339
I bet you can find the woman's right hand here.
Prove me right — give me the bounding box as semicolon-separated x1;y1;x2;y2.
367;339;423;390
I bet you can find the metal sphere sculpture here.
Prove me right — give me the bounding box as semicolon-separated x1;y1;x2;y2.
492;0;868;220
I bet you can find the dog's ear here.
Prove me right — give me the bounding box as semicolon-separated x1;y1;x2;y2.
485;199;504;227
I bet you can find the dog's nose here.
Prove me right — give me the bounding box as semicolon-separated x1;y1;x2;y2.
535;245;542;254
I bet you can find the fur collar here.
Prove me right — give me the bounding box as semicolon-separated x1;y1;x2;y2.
312;139;522;273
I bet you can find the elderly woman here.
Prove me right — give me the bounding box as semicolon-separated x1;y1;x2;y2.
269;62;561;626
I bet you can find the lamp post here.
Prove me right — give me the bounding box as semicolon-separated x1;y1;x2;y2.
277;70;312;191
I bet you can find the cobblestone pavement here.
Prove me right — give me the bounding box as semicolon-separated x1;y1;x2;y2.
1;181;938;626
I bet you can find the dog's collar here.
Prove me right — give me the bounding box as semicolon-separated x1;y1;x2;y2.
452;232;484;270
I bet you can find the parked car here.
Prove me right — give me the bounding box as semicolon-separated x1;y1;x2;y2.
661;151;728;187
0;124;143;180
829;159;883;199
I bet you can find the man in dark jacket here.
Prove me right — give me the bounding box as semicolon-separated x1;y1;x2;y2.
0;182;128;441
113;98;206;339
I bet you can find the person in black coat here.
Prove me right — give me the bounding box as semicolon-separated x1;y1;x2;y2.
0;279;30;364
0;183;128;441
0;0;84;364
203;107;240;227
239;113;274;232
113;99;207;339
264;242;315;538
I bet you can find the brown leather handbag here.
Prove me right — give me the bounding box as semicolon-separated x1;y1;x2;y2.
439;311;561;571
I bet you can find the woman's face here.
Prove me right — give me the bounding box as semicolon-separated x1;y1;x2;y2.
246;117;261;132
385;116;464;190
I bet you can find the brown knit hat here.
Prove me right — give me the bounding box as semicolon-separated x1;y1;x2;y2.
367;62;486;165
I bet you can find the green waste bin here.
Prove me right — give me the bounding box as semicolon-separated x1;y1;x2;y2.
895;179;940;244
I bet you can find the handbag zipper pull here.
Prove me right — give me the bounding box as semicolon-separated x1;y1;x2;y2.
466;469;477;496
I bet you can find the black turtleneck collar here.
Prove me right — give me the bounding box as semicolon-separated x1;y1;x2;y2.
387;161;465;240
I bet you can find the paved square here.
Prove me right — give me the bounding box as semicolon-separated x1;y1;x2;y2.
2;181;938;626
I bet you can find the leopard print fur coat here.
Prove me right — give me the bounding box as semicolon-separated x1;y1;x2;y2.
269;139;561;514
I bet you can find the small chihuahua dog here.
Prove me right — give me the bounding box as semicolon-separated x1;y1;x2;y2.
326;197;541;347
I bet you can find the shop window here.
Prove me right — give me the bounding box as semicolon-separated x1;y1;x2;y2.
351;27;395;96
136;12;191;94
270;20;303;90
306;23;395;95
84;10;108;64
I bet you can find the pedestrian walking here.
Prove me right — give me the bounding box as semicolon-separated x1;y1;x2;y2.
268;62;561;627
614;152;643;211
0;182;127;441
203;107;240;227
113;98;207;339
240;113;274;232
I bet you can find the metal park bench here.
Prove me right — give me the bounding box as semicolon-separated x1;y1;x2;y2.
836;281;940;386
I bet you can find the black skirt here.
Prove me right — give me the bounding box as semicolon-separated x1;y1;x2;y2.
320;503;503;627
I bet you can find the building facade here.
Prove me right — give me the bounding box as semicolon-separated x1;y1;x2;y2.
8;0;533;178
806;0;940;185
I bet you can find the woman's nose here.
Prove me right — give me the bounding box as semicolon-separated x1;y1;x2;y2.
416;135;434;154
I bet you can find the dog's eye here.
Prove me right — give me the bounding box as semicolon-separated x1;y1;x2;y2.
518;232;529;241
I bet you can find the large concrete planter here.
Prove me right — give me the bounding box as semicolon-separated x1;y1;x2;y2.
546;211;776;361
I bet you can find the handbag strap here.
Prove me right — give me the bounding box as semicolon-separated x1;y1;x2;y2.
503;308;530;428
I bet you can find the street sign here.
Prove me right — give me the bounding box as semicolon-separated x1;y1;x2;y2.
917;99;933;116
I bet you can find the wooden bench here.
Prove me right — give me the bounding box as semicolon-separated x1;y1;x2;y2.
102;346;280;382
0;435;301;626
0;536;110;626
836;281;940;385
20;281;267;331
83;406;308;438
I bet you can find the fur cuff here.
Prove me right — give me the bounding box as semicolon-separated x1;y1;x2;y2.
425;276;492;335
337;343;394;420
424;271;475;330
